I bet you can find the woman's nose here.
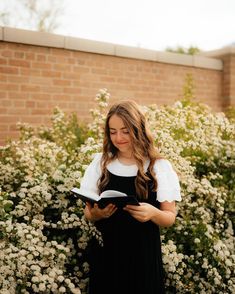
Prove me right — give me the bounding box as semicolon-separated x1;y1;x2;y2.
116;132;123;141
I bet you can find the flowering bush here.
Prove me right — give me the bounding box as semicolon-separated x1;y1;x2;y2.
0;106;103;294
0;88;234;293
145;98;235;293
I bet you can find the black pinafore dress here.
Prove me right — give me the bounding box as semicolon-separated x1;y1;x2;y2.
88;171;165;294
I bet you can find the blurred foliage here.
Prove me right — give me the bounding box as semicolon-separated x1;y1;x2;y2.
0;0;64;32
166;46;201;55
225;106;235;123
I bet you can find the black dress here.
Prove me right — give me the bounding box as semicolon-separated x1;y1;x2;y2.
88;171;165;294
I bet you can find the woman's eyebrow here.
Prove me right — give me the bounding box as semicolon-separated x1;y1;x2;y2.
109;127;127;130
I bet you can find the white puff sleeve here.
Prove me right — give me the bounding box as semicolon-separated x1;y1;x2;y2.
154;159;181;202
79;153;102;194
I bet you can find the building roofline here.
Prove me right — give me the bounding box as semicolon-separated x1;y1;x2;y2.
199;46;235;58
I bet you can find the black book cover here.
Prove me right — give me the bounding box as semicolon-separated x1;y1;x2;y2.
71;188;139;208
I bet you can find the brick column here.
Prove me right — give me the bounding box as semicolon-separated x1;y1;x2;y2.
203;47;235;108
221;53;235;108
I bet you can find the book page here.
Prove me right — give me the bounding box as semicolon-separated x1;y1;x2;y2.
100;190;127;198
71;188;99;201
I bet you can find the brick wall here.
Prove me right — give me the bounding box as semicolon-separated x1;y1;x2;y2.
0;27;232;146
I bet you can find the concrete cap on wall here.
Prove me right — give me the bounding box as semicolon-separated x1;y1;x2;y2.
199;46;235;58
0;26;223;70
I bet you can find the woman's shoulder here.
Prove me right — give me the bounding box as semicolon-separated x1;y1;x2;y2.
91;152;102;162
86;153;102;171
154;158;181;202
153;158;174;173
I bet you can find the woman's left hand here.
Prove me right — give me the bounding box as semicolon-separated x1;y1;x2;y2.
123;203;157;222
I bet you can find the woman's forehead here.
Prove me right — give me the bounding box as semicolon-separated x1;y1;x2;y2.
109;114;126;127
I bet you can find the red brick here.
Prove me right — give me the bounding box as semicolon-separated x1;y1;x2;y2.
31;109;51;115
25;52;35;60
25;101;36;108
36;54;47;62
0;97;10;104
53;79;71;86
30;77;51;85
7;76;30;83
1;50;13;58
21;85;41;92
42;70;61;78
0;74;7;82
14;51;25;59
20;68;41;76
53;64;71;71
0;66;19;74
8;108;29;115
52;94;71;101
30;93;52;100
0;115;21;123
8;92;29;100
9;59;30;68
0;58;7;65
0;83;20;91
12;100;25;107
32;62;51;70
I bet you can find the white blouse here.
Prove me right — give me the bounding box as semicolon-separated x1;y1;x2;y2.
80;153;181;202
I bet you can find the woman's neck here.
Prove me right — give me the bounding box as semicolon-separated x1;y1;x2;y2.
117;152;135;165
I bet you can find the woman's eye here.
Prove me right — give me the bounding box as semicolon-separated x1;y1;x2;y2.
109;130;129;135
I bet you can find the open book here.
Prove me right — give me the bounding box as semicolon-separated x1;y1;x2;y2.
71;188;139;208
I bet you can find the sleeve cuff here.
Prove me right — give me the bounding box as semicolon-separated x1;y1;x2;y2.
157;188;182;202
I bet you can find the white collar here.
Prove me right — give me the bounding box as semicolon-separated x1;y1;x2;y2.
107;158;150;177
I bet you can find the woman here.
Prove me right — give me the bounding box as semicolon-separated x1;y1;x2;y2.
80;100;181;294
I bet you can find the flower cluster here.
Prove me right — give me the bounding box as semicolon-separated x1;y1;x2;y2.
0;217;83;293
0;88;234;293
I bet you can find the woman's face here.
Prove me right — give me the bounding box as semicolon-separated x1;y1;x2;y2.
108;114;132;155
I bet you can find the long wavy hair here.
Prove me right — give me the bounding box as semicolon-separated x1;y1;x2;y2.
98;100;162;200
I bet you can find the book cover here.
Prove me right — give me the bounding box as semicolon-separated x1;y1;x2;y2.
71;188;139;208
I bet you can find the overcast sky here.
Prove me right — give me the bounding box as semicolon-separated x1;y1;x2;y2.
1;0;235;52
56;0;235;51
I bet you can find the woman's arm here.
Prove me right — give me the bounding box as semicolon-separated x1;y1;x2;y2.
151;201;176;227
123;201;176;227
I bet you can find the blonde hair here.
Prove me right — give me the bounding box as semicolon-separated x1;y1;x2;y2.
98;100;162;199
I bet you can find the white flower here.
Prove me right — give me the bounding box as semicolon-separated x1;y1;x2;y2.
194;238;200;244
38;283;46;291
225;259;232;267
49;270;56;278
58;286;66;293
57;275;64;282
71;288;81;294
214;277;221;285
31;276;39;283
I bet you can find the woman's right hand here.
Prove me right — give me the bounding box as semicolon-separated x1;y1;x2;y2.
84;202;117;222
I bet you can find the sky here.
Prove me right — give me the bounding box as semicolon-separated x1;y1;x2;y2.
1;0;235;52
57;0;235;51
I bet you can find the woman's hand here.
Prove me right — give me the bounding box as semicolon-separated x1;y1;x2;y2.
84;202;117;222
124;201;176;227
123;203;156;222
